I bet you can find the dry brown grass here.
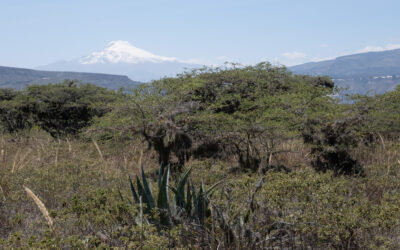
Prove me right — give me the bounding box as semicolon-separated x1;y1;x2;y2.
24;186;61;248
92;138;104;162
24;186;54;229
1;130;400;248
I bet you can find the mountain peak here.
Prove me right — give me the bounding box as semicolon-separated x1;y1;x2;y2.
79;40;178;64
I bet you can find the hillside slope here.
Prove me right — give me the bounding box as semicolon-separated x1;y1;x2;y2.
290;49;400;94
0;65;139;90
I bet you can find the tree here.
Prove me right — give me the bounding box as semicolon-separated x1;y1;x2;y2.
0;89;35;133
351;85;400;139
0;81;120;137
96;63;336;171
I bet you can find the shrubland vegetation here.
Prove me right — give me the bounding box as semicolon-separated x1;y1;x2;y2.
0;64;400;249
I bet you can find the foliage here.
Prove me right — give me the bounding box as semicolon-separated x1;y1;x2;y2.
302;114;366;176
0;81;120;137
96;63;336;171
1;123;400;248
128;164;220;228
3;64;400;248
351;85;400;139
0;89;35;133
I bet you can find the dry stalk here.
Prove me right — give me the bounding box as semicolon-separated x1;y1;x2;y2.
123;155;128;171
132;145;137;157
55;146;59;166
54;139;61;166
66;137;72;153
24;186;60;248
11;149;20;173
24;186;54;228
36;147;41;162
15;148;32;172
139;196;144;249
377;132;385;149
92;139;104;162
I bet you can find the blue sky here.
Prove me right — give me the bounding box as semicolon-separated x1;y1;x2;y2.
1;0;400;68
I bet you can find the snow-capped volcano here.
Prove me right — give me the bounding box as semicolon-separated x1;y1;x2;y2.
79;41;178;64
38;41;200;82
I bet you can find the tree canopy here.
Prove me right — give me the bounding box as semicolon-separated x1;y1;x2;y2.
96;63;337;171
0;81;119;137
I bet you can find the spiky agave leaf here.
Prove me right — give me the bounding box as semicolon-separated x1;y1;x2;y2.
136;176;144;197
194;179;223;225
129;176;139;203
204;179;224;196
174;166;193;208
197;181;206;225
157;166;171;227
169;186;178;193
185;179;193;215
168;185;179;216
157;163;164;190
135;176;150;211
141;166;155;210
192;182;198;218
157;166;170;210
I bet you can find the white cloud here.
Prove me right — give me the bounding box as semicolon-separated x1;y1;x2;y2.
309;56;336;62
358;45;384;53
282;51;307;60
386;44;400;50
320;44;329;48
358;44;400;53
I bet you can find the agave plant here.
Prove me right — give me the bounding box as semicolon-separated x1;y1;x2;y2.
127;164;221;227
170;175;222;225
168;165;223;225
128;164;169;226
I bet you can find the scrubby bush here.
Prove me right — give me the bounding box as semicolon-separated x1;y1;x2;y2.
302;115;366;176
351;85;400;139
0;81;120;137
95;63;336;172
0;89;35;133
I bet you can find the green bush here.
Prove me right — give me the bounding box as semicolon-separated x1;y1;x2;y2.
95;63;336;171
0;81;121;137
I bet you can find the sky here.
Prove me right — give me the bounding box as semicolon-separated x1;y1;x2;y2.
1;0;400;68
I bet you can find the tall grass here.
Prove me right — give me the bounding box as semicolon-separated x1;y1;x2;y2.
0;131;399;248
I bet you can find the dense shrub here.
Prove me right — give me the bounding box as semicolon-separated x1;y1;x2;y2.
96;63;336;171
0;81;120;137
0;89;35;133
303;116;365;176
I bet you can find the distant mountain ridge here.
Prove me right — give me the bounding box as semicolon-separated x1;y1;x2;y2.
290;49;400;94
0;66;139;90
39;41;201;82
5;42;400;94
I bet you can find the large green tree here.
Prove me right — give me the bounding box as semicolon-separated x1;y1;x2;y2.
96;63;336;171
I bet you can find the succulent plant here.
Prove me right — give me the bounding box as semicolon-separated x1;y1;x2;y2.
128;164;221;227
